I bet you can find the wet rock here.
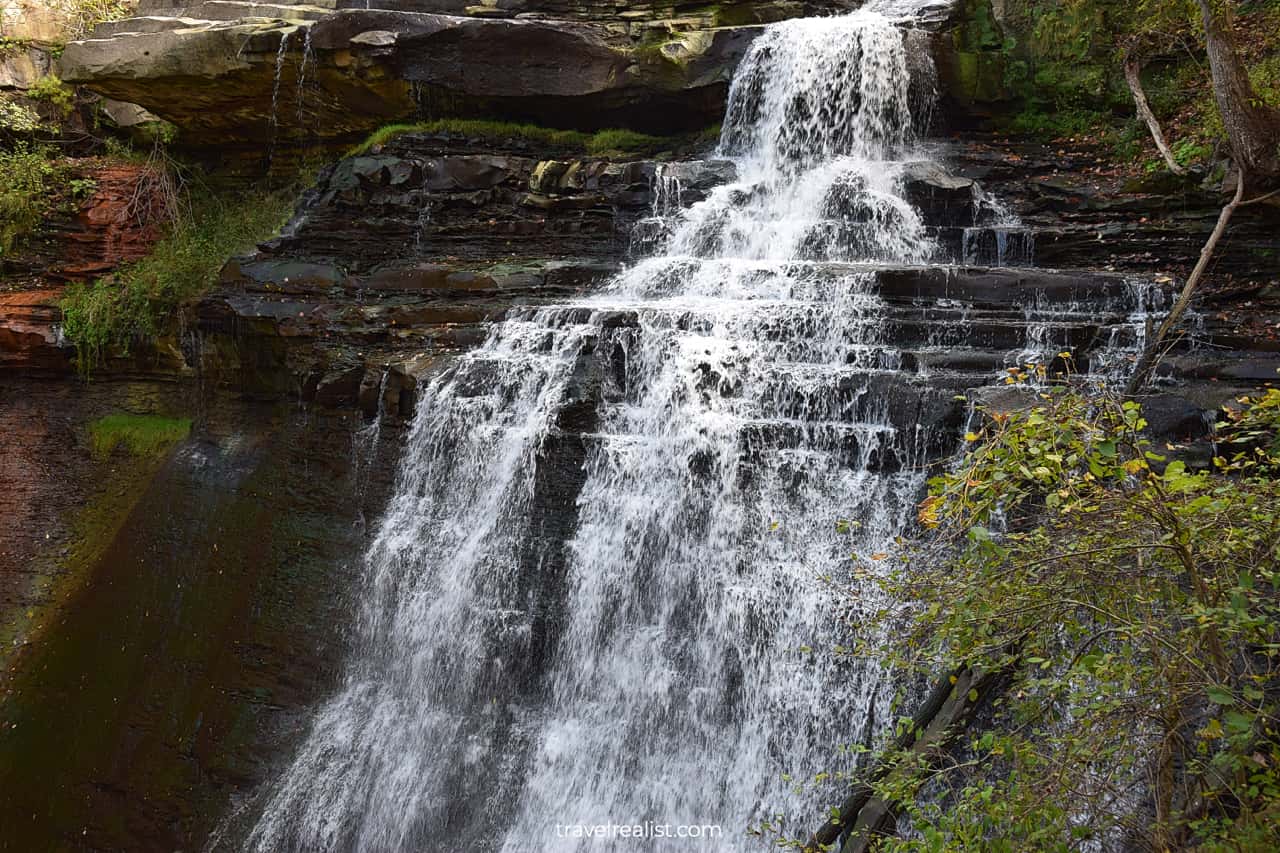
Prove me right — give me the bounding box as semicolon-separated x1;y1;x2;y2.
967;385;1039;415
1139;394;1214;442
1165;356;1280;383
223;259;348;292
0;289;70;372
267;152;653;266
901;161;976;226
357;366;386;416
0;381;399;852
313;363;366;407
947;135;1280;284
357;264;453;291
871;265;1135;306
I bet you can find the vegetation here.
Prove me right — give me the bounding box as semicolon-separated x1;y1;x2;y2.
997;0;1280;175
60;186;295;372
348;118;715;157
0;98;45;134
26;74;75;116
71;0;135;37
797;375;1280;850
0;143;61;256
89;413;192;457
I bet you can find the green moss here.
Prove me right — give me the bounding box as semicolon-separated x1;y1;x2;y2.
60;187;296;372
89;414;192;457
351;119;586;155
349;119;676;157
584;128;666;154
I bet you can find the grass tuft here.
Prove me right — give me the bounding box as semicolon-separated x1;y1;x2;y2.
89;413;192;457
61;187;296;373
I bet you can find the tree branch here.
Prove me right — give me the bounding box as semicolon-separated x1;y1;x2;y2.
1125;174;1247;396
1124;48;1186;176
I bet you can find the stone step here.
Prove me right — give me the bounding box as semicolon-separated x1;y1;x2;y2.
866;265;1143;307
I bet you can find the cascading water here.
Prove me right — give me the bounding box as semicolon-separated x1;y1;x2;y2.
245;5;1158;852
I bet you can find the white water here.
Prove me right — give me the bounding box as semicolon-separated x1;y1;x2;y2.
244;6;1145;851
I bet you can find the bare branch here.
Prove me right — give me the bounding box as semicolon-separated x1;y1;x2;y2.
1124;48;1186;176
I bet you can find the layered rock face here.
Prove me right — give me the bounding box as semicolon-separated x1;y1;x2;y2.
193;140;737;411
57;0;826;143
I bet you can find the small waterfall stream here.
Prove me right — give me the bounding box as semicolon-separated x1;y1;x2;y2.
247;6;1160;851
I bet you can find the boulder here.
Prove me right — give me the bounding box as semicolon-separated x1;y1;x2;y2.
1139;394;1214;442
98;97;162;127
901;160;977;226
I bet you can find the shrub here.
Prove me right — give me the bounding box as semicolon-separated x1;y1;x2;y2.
0;143;60;255
0;97;44;134
27;74;75;115
66;0;136;40
794;381;1280;850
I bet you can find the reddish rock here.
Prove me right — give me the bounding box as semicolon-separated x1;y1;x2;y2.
0;288;70;371
56;163;169;278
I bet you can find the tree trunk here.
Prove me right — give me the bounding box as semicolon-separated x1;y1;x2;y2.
1125;50;1186;175
1196;0;1280;186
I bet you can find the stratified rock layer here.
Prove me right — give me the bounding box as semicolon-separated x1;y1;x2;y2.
58;1;791;143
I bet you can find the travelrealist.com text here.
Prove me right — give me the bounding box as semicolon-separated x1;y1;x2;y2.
554;823;723;841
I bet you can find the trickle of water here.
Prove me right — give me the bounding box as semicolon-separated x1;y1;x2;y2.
296;25;314;126
413;182;432;255
352;369;389;495
266;27;293;169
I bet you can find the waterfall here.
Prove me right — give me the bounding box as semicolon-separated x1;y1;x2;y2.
245;6;1134;851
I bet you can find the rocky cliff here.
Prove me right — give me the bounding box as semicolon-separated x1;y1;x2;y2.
56;0;802;146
